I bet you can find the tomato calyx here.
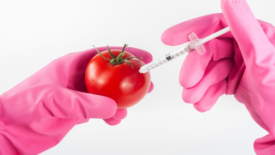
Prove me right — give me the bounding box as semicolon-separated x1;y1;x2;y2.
93;44;142;69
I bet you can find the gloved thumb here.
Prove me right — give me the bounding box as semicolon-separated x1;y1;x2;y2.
221;0;275;72
45;87;117;119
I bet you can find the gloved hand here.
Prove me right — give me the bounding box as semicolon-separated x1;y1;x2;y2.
161;0;275;154
0;46;154;155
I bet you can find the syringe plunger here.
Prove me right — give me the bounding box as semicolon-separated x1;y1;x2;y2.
139;27;231;74
139;32;205;73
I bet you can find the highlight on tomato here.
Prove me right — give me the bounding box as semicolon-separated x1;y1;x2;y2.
85;44;151;109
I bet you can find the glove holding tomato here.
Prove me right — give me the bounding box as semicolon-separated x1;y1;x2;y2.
0;46;153;155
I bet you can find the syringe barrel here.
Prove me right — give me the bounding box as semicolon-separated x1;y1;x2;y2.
139;43;192;73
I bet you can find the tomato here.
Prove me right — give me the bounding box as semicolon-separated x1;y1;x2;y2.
85;46;151;109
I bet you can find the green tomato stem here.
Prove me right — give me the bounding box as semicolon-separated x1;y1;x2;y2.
106;45;116;59
93;45;111;61
123;60;134;68
93;44;142;69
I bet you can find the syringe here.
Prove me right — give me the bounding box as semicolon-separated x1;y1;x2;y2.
139;27;231;73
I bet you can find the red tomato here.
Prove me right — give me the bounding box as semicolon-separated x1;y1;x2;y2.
85;49;151;109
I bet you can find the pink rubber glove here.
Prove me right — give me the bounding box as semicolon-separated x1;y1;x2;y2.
161;0;275;154
0;46;153;155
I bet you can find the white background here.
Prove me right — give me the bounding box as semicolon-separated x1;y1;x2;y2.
0;0;274;154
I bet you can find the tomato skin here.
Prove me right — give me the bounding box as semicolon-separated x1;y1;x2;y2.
85;50;151;109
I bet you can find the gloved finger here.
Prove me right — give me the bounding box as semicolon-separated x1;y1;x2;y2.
182;59;233;103
147;82;154;94
103;109;127;126
161;12;275;88
180;39;234;88
76;118;90;125
193;80;227;112
47;87;117;119
112;109;127;120
254;134;275;154
161;13;231;46
103;118;121;126
161;13;275;47
221;0;275;72
160;13;233;88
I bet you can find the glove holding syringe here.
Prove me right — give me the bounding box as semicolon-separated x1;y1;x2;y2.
139;27;231;73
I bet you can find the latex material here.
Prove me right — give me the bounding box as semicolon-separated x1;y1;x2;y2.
161;0;275;154
0;46;153;155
